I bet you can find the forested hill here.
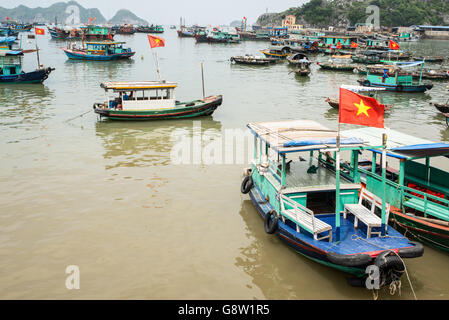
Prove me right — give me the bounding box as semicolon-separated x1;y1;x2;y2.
257;0;449;28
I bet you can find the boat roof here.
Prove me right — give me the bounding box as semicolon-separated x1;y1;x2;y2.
247;120;374;154
0;50;22;56
86;41;125;45
341;127;449;159
100;81;178;90
341;84;386;93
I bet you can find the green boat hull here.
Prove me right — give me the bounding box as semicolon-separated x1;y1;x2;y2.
94;95;223;120
391;211;449;252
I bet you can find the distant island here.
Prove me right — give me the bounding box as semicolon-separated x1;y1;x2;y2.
0;0;149;25
257;0;449;28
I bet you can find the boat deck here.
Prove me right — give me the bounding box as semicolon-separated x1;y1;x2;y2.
251;186;413;256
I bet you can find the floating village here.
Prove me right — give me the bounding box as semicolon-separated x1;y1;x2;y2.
1;2;449;301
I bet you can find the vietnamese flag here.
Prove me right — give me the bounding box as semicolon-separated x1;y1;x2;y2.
351;41;358;48
147;35;165;48
35;27;45;35
336;41;342;49
339;88;384;128
389;40;400;50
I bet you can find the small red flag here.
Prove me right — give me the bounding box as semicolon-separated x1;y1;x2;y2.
6;16;9;20
147;35;165;48
351;41;358;48
336;41;342;49
108;32;113;40
389;40;400;50
35;27;45;35
339;88;385;128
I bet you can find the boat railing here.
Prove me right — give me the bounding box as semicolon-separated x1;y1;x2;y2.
400;185;449;221
280;194;316;233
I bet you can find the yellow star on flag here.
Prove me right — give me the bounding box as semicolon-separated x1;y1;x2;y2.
354;99;371;117
155;38;160;43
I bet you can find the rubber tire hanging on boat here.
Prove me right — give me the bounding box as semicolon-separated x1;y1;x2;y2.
374;251;405;288
241;176;253;194
264;210;278;234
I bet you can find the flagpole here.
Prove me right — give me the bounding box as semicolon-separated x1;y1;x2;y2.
335;89;342;242
34;28;41;69
150;47;161;81
381;132;387;236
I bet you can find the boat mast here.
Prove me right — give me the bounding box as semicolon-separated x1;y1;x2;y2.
381;133;387;236
335;117;341;242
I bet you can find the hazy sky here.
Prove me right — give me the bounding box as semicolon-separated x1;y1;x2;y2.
1;0;308;25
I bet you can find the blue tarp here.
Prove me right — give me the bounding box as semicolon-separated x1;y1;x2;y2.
391;143;449;158
0;36;17;43
283;137;364;148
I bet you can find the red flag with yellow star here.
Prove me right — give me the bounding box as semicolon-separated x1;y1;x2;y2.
147;35;165;48
389;40;400;50
339;88;385;128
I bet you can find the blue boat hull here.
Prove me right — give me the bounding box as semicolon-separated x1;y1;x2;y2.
247;183;422;280
63;49;135;61
0;68;54;84
359;80;433;92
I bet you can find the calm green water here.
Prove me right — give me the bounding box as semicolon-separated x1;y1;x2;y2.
1;31;449;299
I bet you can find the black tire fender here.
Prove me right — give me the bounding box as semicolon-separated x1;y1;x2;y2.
264;210;278;234
398;241;424;258
240;176;253;194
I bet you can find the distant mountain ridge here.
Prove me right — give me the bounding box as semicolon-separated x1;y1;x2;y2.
257;0;449;28
0;1;148;25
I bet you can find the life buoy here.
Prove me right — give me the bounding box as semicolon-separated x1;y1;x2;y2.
264;210;278;234
240;176;253;194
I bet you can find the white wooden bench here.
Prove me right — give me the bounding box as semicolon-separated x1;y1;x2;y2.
343;188;390;238
280;195;333;242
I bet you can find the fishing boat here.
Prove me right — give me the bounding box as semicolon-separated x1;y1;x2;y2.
115;25;135;35
81;25;114;41
357;64;449;81
148;25;164;34
413;56;445;63
357;61;433;93
0;50;54;84
230;55;276;65
341;127;449;252
260;47;291;60
286;53;311;66
196;30;240;44
317;59;355;72
48;26;84;40
324;85;391;111
351;54;381;65
93;81;222;120
242;119;423;287
293;67;311;76
62;41;135;61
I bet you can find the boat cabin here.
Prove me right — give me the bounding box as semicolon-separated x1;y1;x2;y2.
248;120;391;243
85;42;130;55
0;51;22;76
320;36;358;48
83;25;111;37
100;81;177;110
341;127;449;222
366;61;425;86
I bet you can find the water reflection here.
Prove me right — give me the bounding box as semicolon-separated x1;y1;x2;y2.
95;118;222;169
235;200;372;299
0;85;54;127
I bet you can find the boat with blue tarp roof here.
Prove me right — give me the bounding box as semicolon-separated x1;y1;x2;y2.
241;119;423;287
62;41;135;61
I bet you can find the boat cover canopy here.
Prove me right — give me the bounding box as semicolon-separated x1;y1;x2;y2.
100;81;178;90
341;84;386;93
341;127;449;159
0;50;23;56
0;36;16;43
247;120;370;154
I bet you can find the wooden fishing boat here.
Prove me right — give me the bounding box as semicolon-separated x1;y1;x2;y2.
325;85;390;111
342;127;449;252
351;54;381;65
431;102;449;114
115;25;135;35
293;68;311;76
358;61;433;93
242;120;423;286
0;50;54;84
286;53;311;66
230;55;276;65
413;56;445;63
260;47;291;60
325;97;340;109
93;81;223;120
357;65;449;81
62;41;135;61
81;25;114;41
48;26;83;40
317;62;355;72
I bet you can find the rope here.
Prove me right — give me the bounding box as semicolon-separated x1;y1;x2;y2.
64;110;92;123
351;234;417;300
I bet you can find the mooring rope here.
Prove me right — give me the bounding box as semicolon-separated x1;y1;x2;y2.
351;234;417;300
64;110;92;123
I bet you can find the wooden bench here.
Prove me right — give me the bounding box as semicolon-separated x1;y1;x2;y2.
280;195;332;242
343;188;390;238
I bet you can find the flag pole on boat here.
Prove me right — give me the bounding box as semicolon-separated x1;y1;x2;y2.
335;115;342;242
147;35;165;81
381;132;387;236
